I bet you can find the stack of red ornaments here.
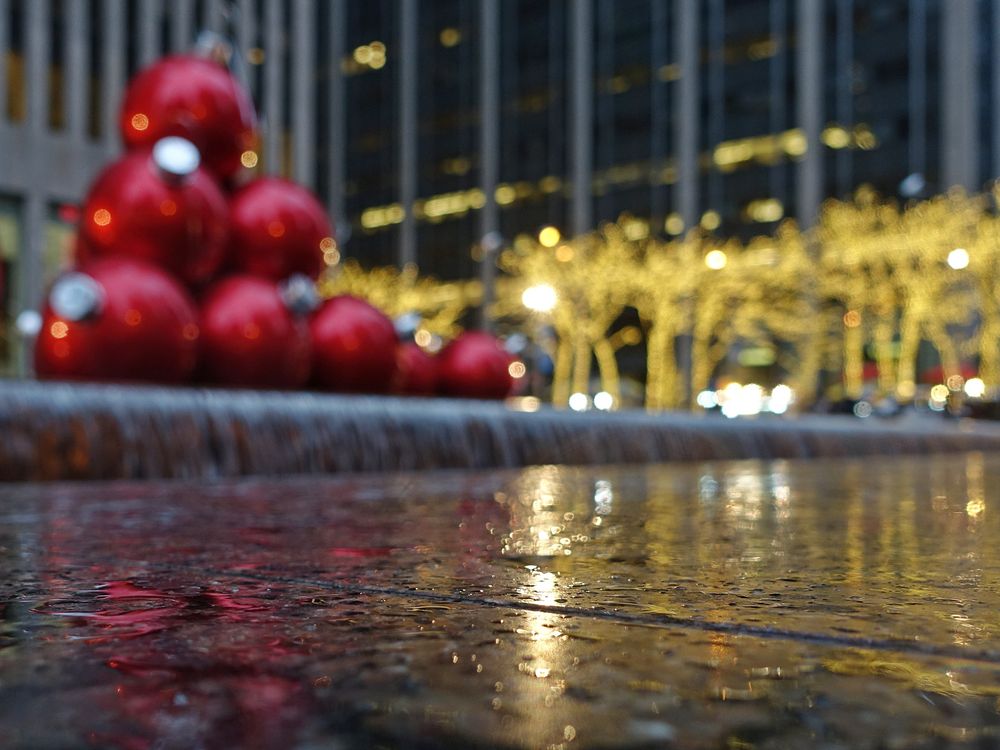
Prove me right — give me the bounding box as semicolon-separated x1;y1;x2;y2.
34;53;513;399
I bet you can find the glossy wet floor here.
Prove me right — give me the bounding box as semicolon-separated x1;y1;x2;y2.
3;454;1000;748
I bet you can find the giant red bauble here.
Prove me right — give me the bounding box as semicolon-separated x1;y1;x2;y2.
310;296;397;393
392;343;438;396
437;331;514;400
77;139;229;285
199;275;312;389
119;55;256;180
35;257;199;383
227;178;334;281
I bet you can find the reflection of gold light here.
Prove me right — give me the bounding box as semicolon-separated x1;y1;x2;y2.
821;126;850;149
664;213;684;235
522;284;557;313
965;377;986;398
947;247;970;270
439;27;461;46
240;150;258;168
700;210;720;230
414;329;432;347
897;380;916;399
247;48;265;65
495;185;517;205
509;361;527;378
353;45;372;64
50;321;68;339
843;310;861;328
967;499;985;517
130;113;149;131
930;384;950;402
93;209;111;226
705;249;727;270
946;374;965;391
555;244;574;262
538;226;560;247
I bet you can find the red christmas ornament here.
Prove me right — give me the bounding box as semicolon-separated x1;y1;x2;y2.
77;138;229;286
437;331;514;400
228;178;334;281
392;343;439;396
310;296;397;393
120;54;257;180
199;275;312;389
35;257;199;383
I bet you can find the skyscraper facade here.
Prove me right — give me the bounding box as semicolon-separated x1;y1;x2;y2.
0;0;994;375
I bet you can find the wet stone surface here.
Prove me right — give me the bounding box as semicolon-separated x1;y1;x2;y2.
4;454;1000;747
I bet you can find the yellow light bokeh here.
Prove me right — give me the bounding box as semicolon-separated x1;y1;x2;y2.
704;249;727;270
538;226;561;248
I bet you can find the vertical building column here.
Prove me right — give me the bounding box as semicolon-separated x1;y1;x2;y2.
399;0;418;268
795;0;823;228
21;0;51;375
650;0;668;227
675;0;698;231
327;0;347;240
291;0;316;188
769;0;787;204
138;0;161;67
834;0;852;195
569;0;593;236
707;0;724;215
263;0;284;175
941;0;977;191
478;0;500;328
66;0;90;141
171;0;194;51
908;0;926;180
101;0;126;154
992;3;1000;181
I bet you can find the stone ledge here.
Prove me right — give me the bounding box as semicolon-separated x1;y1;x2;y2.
3;380;1000;481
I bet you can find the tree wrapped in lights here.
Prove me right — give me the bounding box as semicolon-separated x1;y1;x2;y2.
318;260;482;339
495;225;637;406
967;188;1000;388
892;191;978;394
632;233;702;410
815;188;903;398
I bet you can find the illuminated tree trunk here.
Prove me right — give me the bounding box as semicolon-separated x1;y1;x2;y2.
592;337;621;404
551;334;574;407
843;323;865;399
873;315;897;395
571;334;592;397
895;311;921;397
978;318;1000;388
792;328;823;407
645;318;677;410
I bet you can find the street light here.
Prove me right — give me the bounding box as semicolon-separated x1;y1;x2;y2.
522;284;557;313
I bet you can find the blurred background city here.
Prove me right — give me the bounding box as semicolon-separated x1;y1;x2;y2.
1;0;997;413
